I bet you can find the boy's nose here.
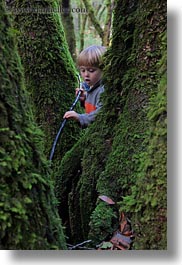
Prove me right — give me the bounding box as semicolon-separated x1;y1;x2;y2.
84;70;90;77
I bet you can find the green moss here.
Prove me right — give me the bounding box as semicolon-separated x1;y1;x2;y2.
55;134;84;243
89;202;118;244
55;122;112;243
0;1;66;250
55;0;167;249
10;0;82;160
121;51;167;249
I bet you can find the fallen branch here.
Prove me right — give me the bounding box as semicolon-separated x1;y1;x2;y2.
67;239;92;250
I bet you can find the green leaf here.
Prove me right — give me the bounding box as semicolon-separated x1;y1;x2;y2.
99;241;113;249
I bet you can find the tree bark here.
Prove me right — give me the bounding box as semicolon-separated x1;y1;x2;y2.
103;0;112;46
56;0;167;249
0;0;66;249
11;0;81;160
61;0;77;60
80;13;87;52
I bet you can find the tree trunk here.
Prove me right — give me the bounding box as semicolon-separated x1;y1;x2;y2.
10;0;81;160
103;0;112;46
82;0;104;41
56;0;167;249
61;0;77;60
80;13;87;52
0;1;66;250
90;0;167;249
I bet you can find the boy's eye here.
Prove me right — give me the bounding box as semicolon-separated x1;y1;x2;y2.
79;68;85;73
88;69;95;73
80;68;96;73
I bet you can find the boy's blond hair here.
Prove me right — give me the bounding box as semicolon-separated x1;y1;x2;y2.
77;45;106;68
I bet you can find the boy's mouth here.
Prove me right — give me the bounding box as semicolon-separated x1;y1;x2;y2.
85;79;91;84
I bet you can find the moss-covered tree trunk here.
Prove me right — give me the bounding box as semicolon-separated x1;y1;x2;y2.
89;0;167;249
0;1;66;250
90;0;167;249
60;0;76;60
10;0;81;161
56;0;167;249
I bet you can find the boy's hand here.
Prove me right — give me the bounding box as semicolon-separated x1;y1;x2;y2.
63;111;79;121
76;88;86;102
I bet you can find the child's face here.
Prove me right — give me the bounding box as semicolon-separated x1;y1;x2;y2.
79;66;102;87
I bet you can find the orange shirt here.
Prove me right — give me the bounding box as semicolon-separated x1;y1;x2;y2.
85;102;97;114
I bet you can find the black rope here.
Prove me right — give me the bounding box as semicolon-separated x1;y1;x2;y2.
49;75;82;161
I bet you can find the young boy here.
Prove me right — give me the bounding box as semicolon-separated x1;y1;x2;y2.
63;45;106;128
